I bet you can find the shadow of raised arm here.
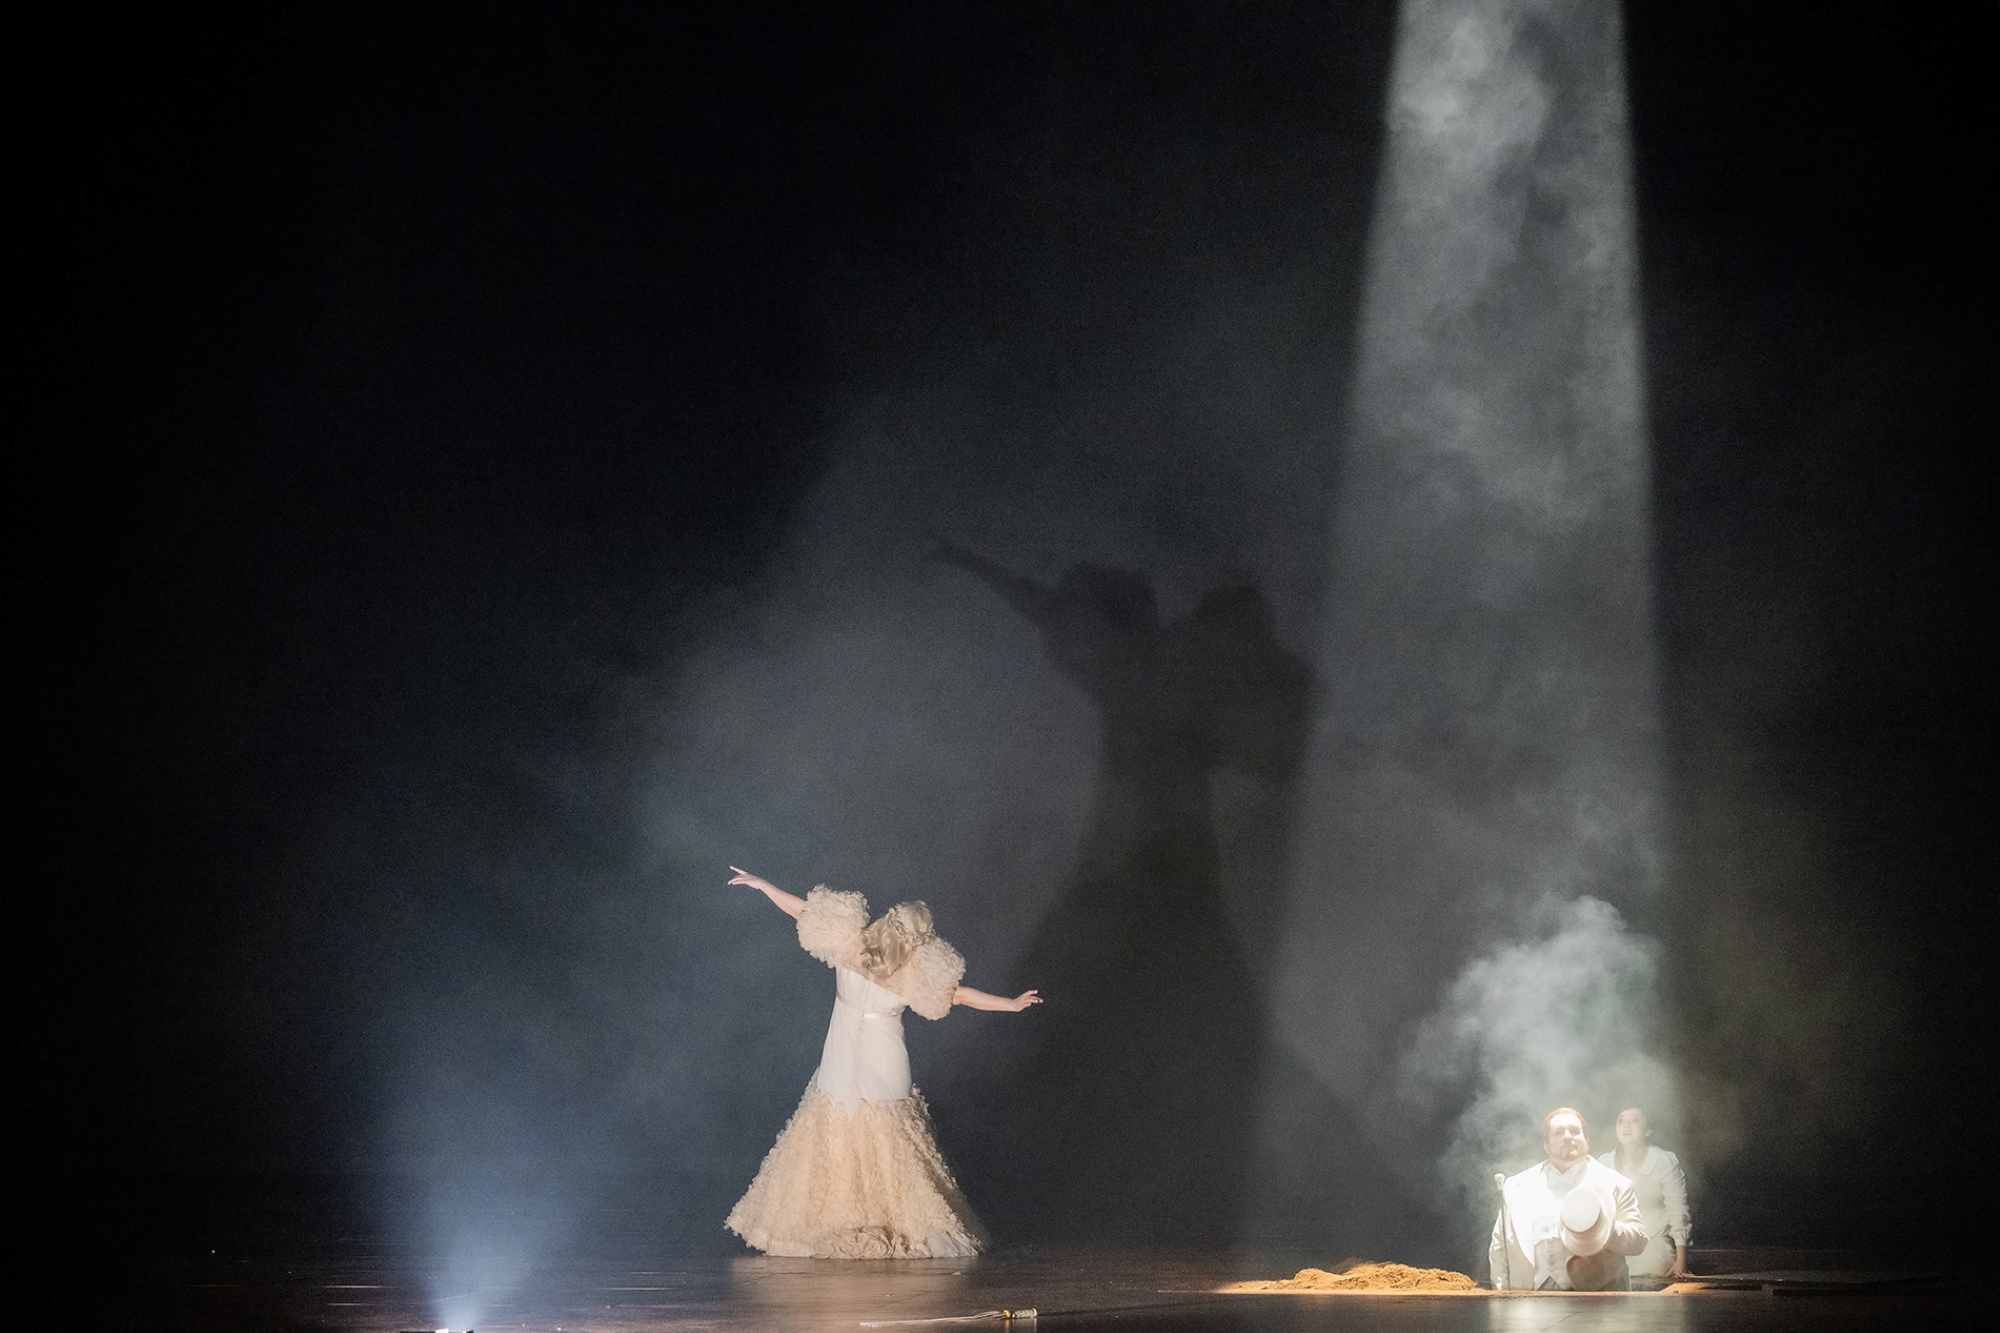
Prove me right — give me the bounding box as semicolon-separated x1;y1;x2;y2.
928;536;1056;624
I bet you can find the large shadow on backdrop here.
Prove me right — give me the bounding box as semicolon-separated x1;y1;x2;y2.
934;542;1310;1241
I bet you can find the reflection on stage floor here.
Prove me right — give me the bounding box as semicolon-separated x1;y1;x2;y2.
122;1245;1960;1332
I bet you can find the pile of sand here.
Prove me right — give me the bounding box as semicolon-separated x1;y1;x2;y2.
1267;1262;1479;1292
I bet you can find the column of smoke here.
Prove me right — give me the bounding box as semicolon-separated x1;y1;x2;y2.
1400;898;1675;1215
1273;0;1673;1254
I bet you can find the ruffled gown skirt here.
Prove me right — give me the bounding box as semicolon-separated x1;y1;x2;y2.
725;1077;986;1258
727;966;986;1258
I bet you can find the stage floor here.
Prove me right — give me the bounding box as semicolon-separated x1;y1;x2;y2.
135;1246;1961;1332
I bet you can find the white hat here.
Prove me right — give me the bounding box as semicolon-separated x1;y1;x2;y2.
1559;1184;1613;1257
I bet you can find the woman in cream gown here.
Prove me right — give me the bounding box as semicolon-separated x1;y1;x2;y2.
724;867;1040;1259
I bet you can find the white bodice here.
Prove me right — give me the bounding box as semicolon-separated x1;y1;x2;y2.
815;966;914;1105
1599;1147;1691;1273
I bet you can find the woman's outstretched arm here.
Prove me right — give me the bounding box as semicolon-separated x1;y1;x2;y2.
952;985;1042;1012
729;866;806;919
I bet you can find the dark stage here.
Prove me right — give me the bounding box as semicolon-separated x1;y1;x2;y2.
61;1176;1973;1332
114;1242;1966;1332
24;2;1994;1330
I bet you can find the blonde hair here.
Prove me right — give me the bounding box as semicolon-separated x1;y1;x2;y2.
861;901;935;980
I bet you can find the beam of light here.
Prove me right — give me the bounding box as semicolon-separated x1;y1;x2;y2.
1264;0;1671;1252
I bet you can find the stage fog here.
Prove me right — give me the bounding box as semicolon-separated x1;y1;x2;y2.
41;1;1987;1318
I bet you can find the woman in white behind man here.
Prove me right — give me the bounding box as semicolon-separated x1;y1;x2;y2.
1600;1105;1692;1281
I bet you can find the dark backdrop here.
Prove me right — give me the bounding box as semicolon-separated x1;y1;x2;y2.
21;0;1993;1263
1628;2;1993;1244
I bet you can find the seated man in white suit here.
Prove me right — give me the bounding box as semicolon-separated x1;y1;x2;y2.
1490;1107;1648;1290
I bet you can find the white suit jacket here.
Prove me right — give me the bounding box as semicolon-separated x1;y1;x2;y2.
1598;1147;1690;1275
1490;1157;1647;1290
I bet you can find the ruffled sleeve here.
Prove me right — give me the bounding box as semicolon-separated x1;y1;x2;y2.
796;886;867;971
888;935;966;1021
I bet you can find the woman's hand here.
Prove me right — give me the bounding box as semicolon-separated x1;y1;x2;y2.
729;866;806;918
1665;1245;1691;1280
952;985;1042;1012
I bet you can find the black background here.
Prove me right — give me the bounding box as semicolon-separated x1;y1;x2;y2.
21;0;1994;1261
